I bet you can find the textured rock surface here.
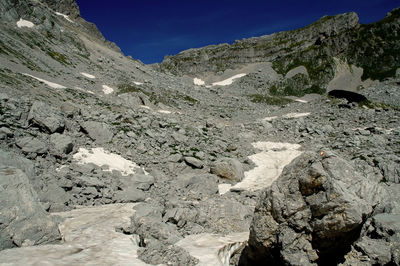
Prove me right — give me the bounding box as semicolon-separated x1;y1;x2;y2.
241;150;388;265
210;157;244;181
0;166;61;250
80;121;113;144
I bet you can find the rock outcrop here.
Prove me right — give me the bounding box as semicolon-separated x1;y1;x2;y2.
240;150;399;265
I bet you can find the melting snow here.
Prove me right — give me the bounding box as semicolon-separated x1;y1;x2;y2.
220;142;302;194
133;81;143;85
0;204;150;265
212;73;247;86
176;232;249;266
140;105;150;110
294;99;308;103
80;72;96;79
55;12;73;23
102;85;114;94
16;18;34;28
73;147;142;176
158;110;172;114
194;78;205;86
262;112;310;121
22;73;66;89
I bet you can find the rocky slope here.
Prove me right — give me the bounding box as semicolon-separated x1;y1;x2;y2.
0;0;399;265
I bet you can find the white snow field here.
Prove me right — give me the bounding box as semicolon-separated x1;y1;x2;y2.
16;18;34;28
80;72;96;79
22;73;66;89
177;232;249;266
73;147;143;176
212;73;247;86
102;85;114;94
194;77;205;85
0;204;150;265
55;12;73;23
219;142;302;194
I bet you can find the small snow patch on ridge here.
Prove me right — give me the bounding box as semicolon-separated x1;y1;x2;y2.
55;12;73;23
102;85;114;94
23;73;66;89
133;81;143;85
194;78;205;86
80;72;95;79
73;147;142;176
262;112;310;121
17;18;34;28
158;110;172;114
212;73;247;86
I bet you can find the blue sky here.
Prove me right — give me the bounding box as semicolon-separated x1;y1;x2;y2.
75;0;399;64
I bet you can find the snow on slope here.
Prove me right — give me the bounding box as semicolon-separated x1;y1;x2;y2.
16;18;34;28
22;73;66;89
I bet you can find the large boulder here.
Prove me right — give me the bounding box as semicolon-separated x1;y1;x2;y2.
210;157;244;181
0;166;61;251
28;101;64;134
241;150;387;265
80;121;113;144
49;133;74;156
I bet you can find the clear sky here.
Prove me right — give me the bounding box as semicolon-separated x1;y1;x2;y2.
75;0;399;64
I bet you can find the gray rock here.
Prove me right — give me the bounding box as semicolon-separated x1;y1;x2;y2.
0;166;61;250
49;133;73;155
210;157;244;181
28;101;64;134
80;121;113;144
355;237;391;265
16;136;48;154
119;173;155;191
138;239;199;266
114;187;145;203
0;150;34;178
184;156;204;169
243;150;386;265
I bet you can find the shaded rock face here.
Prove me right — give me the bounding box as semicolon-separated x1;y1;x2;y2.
158;13;359;76
0;166;61;250
240;150;387;265
328;90;368;103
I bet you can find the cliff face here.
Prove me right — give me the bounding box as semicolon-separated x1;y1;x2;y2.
158;9;400;86
158;12;359;76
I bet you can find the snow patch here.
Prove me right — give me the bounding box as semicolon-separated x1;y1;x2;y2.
74;86;95;95
16;18;34;28
158;110;172;114
212;73;247;86
294;99;308;103
22;73;66;89
0;204;150;265
220;142;302;194
80;72;96;79
194;78;205;86
133;81;143;85
176;232;249;266
102;85;114;94
73;147;142;176
55;12;73;23
262;112;310;121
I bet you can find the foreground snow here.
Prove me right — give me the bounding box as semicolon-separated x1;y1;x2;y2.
102;85;114;94
212;73;247;86
16;18;34;28
22;73;66;89
0;204;150;265
177;232;249;266
73;147;143;176
219;142;302;194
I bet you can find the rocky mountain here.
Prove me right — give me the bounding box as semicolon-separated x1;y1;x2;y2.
0;0;399;265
